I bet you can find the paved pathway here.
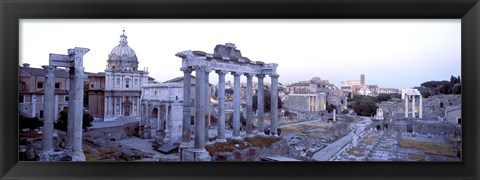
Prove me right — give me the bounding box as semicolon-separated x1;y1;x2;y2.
312;116;372;161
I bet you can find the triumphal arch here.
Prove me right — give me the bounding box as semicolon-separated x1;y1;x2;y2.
176;43;279;161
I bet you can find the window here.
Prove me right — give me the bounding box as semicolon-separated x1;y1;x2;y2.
19;95;24;103
39;110;44;118
37;82;43;89
457;118;462;125
55;83;61;89
126;80;130;88
64;96;69;102
117;78;120;86
21;82;27;91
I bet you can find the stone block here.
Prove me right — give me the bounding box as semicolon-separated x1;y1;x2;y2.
182;149;211;161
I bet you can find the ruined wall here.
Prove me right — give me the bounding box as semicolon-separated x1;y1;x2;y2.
284;95;308;111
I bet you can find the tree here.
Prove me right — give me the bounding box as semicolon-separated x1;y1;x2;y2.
376;93;391;102
348;95;378;116
414;86;431;98
351;100;378;116
252;91;282;113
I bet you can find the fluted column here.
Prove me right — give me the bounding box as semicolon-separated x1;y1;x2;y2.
419;96;423;118
194;65;206;150
42;65;55;154
181;67;192;145
405;95;408;118
245;73;254;136
232;72;242;138
216;70;227;142
204;69;211;142
256;74;265;135
412;95;416;118
270;74;279;135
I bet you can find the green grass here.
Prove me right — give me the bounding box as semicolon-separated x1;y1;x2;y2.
399;139;457;156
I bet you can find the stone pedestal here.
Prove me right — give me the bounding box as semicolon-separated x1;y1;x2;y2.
182;148;211;161
39;150;69;161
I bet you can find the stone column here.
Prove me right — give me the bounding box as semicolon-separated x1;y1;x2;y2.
157;105;161;130
216;70;227;142
307;95;310;111
270;74;279;135
165;105;171;143
419;96;423;118
144;102;151;139
54;95;58;123
256;74;265;135
412;95;416;118
232;72;242;139
42;65;55;154
245;73;254;136
139;102;144;136
333;109;336;122
66;68;75;150
194;66;206;150
181;67;192;146
71;48;87;161
204;69;211;142
405;94;408;118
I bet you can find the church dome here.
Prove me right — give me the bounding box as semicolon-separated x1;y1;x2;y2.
108;32;137;61
107;29;139;71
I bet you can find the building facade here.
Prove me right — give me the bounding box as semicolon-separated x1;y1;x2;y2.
19;63;71;121
103;30;150;121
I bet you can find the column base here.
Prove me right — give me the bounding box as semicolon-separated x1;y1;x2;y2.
179;142;193;160
181;148;211;161
70;150;86;161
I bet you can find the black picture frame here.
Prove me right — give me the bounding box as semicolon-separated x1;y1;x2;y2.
1;0;479;179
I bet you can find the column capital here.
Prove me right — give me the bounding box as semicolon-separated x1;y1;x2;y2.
205;67;212;74
245;73;255;78
215;70;228;76
231;72;243;77
192;65;206;71
269;74;279;78
42;65;56;78
180;67;192;73
256;74;266;78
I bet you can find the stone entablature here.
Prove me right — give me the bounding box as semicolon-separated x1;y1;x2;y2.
141;83;183;101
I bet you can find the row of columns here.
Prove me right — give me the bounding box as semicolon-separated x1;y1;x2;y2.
180;65;279;152
404;94;423;118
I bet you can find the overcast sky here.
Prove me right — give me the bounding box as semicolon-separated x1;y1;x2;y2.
20;19;461;89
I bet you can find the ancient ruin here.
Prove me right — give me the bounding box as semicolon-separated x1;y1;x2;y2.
402;88;423;118
176;43;279;161
39;47;89;161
